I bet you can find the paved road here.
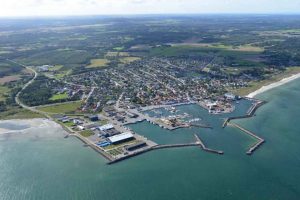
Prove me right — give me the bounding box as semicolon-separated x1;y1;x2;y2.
6;59;52;119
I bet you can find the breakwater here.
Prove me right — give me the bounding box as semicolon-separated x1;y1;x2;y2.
194;134;224;155
222;98;266;128
228;122;265;155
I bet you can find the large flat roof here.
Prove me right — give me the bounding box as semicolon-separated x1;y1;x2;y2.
99;124;114;131
108;132;134;143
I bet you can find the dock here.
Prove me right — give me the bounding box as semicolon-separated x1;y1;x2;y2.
228;122;265;155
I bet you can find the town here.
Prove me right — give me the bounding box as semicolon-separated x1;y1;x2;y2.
19;56;267;163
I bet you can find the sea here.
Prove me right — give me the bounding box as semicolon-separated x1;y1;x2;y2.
0;78;300;200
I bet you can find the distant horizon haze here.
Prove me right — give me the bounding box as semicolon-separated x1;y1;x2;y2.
0;0;300;17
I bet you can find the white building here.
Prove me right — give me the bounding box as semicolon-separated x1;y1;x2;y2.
108;132;134;144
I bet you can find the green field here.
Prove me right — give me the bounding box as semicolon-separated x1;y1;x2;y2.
49;92;68;101
17;49;92;66
86;59;110;68
37;101;82;114
120;57;140;64
79;130;94;137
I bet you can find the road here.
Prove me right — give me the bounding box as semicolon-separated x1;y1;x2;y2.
5;59;52;119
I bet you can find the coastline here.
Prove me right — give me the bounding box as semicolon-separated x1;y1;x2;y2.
246;72;300;98
0;118;59;135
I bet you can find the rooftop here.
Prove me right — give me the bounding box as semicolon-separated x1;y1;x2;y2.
108;132;134;143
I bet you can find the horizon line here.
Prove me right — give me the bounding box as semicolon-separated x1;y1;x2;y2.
1;12;300;19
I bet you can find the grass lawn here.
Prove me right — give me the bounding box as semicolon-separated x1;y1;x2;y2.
0;107;44;120
37;101;82;114
232;67;300;96
63;121;75;127
49;92;68;101
80;130;94;137
86;59;110;68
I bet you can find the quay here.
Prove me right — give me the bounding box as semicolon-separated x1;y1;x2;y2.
228;122;265;155
107;148;154;165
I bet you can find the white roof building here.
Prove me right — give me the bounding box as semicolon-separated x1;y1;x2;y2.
98;124;114;131
108;132;134;144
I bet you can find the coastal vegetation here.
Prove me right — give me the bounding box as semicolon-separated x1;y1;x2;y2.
233;67;300;96
0;107;43;120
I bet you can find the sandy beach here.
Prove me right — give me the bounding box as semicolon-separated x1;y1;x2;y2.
246;73;300;98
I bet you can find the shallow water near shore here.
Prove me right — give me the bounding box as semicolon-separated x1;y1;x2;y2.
1;79;300;200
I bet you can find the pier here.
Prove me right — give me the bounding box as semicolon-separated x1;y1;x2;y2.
152;143;199;150
228;122;265;155
194;134;224;154
222;98;267;128
151;134;223;155
191;123;213;129
222;118;229;128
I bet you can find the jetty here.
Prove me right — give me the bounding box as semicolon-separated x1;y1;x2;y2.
228;122;265;155
152;143;199;150
194;134;224;154
151;134;223;155
191;123;213;129
222;98;266;128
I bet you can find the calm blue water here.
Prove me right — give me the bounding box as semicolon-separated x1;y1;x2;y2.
0;79;300;200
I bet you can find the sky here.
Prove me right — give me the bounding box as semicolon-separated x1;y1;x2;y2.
1;0;300;17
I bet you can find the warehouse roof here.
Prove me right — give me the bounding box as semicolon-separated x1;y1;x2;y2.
98;124;114;131
108;132;134;143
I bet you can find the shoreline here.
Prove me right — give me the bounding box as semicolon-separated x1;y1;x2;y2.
246;73;300;98
0;118;60;135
